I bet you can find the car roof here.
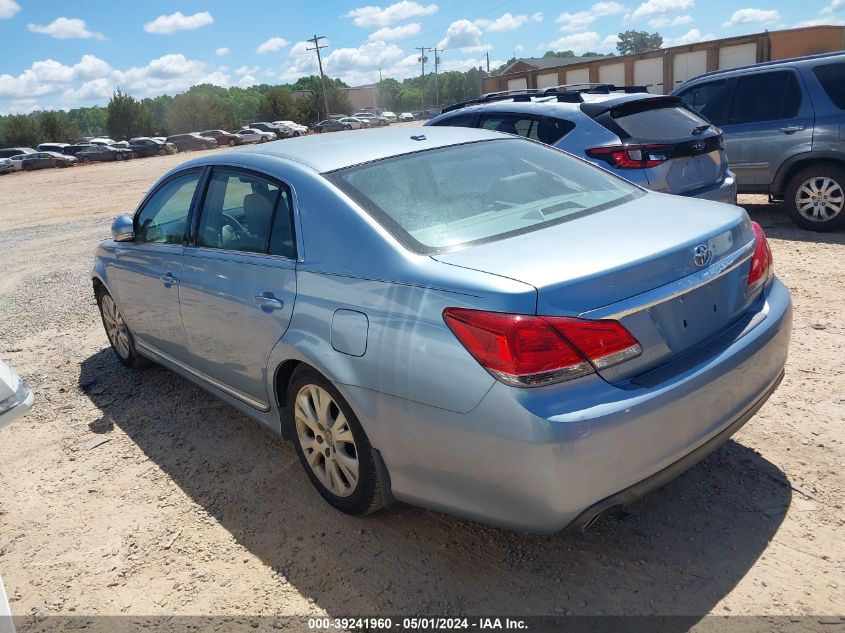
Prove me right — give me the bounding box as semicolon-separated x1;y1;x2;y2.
199;127;506;172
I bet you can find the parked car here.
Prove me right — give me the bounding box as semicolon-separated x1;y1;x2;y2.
20;151;77;170
399;112;414;122
36;142;70;153
338;117;367;130
92;127;791;534
76;145;135;162
273;120;308;136
249;122;291;139
380;111;399;123
673;51;845;231
235;128;275;144
200;130;242;147
7;155;28;171
0;158;12;175
87;137;117;146
0;147;35;159
126;138;177;157
166;133;217;152
353;112;389;126
0;360;34;431
63;143;94;157
427;85;737;205
313;119;349;133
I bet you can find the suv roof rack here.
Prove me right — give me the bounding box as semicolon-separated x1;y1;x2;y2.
439;84;651;114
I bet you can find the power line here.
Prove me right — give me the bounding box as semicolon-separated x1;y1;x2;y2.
306;34;331;120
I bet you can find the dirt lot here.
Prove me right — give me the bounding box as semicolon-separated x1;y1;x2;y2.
0;144;843;629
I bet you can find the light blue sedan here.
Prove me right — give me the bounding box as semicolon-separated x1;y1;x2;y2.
92;127;792;533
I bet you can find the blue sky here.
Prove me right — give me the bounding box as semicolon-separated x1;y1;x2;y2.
0;0;841;113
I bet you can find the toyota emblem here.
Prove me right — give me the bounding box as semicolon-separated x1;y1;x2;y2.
692;244;712;267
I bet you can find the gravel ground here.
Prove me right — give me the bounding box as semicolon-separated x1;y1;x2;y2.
0;146;843;630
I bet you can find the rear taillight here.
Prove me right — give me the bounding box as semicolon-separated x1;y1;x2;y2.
586;144;671;169
442;308;642;387
746;221;774;295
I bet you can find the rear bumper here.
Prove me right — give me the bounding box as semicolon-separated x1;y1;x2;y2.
345;278;791;533
687;171;737;205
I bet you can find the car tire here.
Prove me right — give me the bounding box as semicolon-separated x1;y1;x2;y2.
228;139;236;147
785;165;845;232
23;163;33;171
81;157;90;164
287;366;384;516
96;288;149;369
158;149;166;156
293;131;301;137
260;136;268;143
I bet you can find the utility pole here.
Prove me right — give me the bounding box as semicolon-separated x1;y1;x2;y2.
307;35;330;121
433;47;441;110
416;46;431;114
485;48;490;73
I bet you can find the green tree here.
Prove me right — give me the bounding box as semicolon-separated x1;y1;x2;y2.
38;110;80;142
166;91;237;133
1;114;41;147
256;87;299;122
378;78;403;113
66;106;108;137
292;76;352;122
543;50;575;58
107;89;152;140
616;30;663;55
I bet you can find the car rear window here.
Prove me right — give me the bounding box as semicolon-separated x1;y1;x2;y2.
326;138;641;255
606;101;710;139
813;62;845;110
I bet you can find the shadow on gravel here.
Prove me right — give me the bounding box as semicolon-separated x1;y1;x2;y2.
741;201;845;245
79;348;791;624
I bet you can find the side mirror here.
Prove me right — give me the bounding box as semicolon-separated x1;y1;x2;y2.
111;215;135;242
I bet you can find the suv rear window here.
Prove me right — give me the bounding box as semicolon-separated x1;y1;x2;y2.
813;63;845;110
606;101;710;140
326;138;640;255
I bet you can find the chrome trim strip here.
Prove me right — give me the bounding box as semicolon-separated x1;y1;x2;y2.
136;341;270;411
579;239;756;321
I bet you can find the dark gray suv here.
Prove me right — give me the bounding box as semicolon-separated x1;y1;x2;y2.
674;51;845;231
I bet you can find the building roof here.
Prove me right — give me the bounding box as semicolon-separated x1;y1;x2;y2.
499;55;607;74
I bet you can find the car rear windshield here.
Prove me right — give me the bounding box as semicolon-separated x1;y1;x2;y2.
326;138;641;254
604;100;710;140
813;62;845;110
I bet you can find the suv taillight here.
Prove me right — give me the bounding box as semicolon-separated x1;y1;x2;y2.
586;144;671;169
442;308;642;387
746;221;773;295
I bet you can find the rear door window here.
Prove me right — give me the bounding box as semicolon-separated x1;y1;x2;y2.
479;114;541;141
726;71;802;124
812;62;845;109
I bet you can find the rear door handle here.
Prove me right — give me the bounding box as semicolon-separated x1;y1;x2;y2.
159;272;177;286
254;295;284;311
779;125;805;134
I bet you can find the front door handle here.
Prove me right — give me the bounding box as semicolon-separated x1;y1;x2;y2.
779;125;805;134
159;272;177;286
254;295;284;311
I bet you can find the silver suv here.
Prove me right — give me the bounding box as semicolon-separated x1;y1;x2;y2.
674;52;845;232
426;85;737;205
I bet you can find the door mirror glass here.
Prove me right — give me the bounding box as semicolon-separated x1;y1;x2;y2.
111;215;135;242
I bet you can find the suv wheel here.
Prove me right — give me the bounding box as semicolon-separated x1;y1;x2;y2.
786;165;845;231
287;366;383;516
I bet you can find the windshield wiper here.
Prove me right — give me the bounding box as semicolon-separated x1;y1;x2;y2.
691;123;711;135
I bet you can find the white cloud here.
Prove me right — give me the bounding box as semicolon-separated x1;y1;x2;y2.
664;28;715;45
631;0;694;19
437;19;485;52
556;2;625;32
795;16;845;26
367;23;420;41
256;37;289;54
215;47;229;56
280;39;405;83
822;0;845;14
514;44;524;53
237;75;257;88
235;65;260;76
346;1;438;27
723;8;780;27
601;34;620;49
649;14;694;28
143;11;213;34
0;55;112;101
28;17;107;40
0;0;20;19
532;12;544;22
543;31;602;54
475;13;529;32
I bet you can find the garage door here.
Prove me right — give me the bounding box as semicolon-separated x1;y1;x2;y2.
507;77;528;91
634;57;663;93
719;43;757;70
598;63;625;87
673;50;708;88
566;68;590;85
536;73;559;90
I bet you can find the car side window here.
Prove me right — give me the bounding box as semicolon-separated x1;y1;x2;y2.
135;172;201;245
432;113;475;128
479;115;541;141
677;79;731;125
726;71;802;125
812;62;845;110
542;118;576;144
197;170;294;257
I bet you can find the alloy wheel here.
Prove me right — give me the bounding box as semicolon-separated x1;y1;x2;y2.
100;294;131;359
294;384;359;497
795;176;844;222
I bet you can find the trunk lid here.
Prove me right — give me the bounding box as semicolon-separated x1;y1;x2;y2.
433;193;758;381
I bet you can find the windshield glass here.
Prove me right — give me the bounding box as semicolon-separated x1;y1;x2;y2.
326;138;642;254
